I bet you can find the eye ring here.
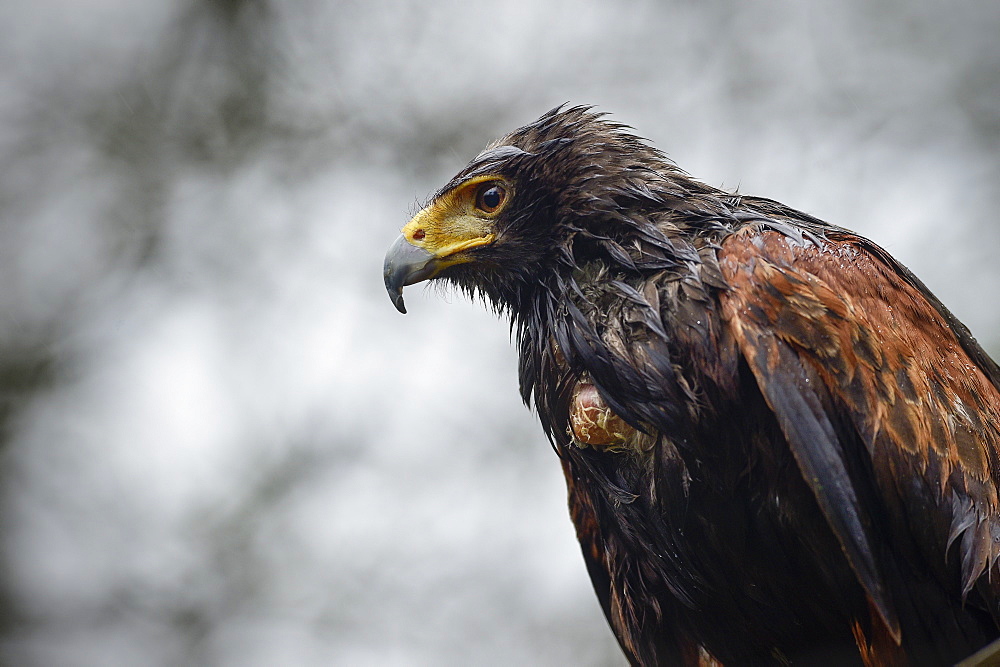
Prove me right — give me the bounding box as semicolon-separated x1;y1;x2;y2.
474;183;507;214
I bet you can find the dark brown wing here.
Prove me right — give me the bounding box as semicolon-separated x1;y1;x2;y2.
717;228;1000;655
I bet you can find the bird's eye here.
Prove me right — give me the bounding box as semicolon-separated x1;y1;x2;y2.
475;183;507;214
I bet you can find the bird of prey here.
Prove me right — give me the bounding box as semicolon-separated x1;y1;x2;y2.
383;106;1000;666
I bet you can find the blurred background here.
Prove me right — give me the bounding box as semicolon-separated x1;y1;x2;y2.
0;1;998;665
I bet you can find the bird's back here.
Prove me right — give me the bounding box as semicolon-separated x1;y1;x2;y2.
542;215;1000;665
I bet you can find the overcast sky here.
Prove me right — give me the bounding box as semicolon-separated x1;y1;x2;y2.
1;1;998;665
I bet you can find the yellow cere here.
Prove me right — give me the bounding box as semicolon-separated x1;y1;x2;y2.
400;175;506;265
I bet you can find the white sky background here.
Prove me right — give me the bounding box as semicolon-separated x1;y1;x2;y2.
0;1;998;665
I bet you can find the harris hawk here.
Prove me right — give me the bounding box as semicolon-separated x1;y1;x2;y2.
382;106;1000;666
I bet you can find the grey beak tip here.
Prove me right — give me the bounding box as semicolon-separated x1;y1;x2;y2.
383;265;408;314
384;235;438;314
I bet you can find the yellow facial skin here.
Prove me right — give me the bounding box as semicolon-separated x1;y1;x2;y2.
384;173;513;314
399;174;510;273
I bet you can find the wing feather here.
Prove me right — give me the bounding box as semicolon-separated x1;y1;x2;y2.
735;319;901;639
718;228;1000;629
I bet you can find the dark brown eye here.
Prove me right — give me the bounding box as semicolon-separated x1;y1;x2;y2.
475;183;507;213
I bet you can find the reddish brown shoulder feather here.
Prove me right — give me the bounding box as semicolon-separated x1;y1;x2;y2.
717;228;1000;635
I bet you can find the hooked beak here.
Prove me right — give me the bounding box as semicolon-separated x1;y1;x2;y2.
383;176;502;314
383;235;440;314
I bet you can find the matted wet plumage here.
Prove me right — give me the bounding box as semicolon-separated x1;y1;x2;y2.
384;106;1000;666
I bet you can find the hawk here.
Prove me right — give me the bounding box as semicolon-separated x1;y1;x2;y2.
383;106;1000;665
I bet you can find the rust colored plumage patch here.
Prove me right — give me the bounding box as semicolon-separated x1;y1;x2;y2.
570;383;635;447
718;228;1000;636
